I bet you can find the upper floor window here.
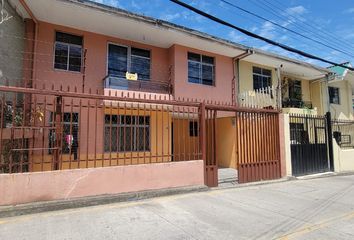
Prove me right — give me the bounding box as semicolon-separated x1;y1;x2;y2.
108;44;151;80
289;80;302;101
54;32;83;72
253;67;272;90
188;52;215;86
329;87;340;104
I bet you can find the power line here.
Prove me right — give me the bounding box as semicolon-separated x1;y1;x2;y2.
217;1;346;58
170;0;354;71
246;0;354;53
259;0;354;50
219;0;354;58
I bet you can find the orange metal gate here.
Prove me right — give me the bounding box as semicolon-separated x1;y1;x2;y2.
202;105;281;186
236;111;281;183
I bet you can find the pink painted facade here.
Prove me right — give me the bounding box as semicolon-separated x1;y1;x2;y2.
0;160;204;206
31;21;235;103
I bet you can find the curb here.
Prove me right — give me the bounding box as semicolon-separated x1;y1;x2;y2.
214;176;294;191
295;171;354;180
0;185;208;219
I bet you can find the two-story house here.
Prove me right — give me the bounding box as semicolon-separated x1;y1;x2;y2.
8;0;255;172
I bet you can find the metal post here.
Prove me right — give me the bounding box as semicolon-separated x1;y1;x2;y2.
199;102;206;162
54;96;62;170
326;111;334;171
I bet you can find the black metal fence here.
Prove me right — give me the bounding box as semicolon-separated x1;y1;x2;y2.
332;119;354;149
289;114;330;176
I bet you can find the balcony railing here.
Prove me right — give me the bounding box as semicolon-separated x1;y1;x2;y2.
238;85;278;109
282;99;313;109
103;76;172;94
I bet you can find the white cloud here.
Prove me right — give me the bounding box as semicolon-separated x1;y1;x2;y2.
160;13;180;21
94;0;120;8
259;21;276;39
344;8;354;14
131;0;141;10
285;6;308;15
228;30;246;43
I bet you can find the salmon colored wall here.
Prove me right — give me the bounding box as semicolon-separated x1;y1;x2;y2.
171;44;234;103
31;106;172;172
216;117;237;169
172;118;200;161
33;21;171;93
0;160;204;206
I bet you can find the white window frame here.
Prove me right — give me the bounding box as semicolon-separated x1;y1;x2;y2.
187;52;215;86
252;67;272;90
53;32;83;73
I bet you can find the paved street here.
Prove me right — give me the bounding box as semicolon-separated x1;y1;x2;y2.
1;175;354;240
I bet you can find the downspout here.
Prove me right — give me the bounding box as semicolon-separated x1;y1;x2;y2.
275;65;283;110
233;49;253;106
309;73;332;115
19;0;38;88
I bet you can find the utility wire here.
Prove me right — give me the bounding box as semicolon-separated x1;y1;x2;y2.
170;0;354;71
246;0;354;53
219;0;354;58
217;1;346;58
259;0;354;49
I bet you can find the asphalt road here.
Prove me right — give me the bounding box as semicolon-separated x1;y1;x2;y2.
1;175;354;240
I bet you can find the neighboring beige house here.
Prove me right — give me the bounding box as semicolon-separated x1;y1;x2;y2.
235;52;354;121
328;62;354;120
235;49;331;116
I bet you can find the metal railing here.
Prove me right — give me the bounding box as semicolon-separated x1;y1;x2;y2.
332;119;354;149
238;85;277;109
103;76;172;94
0;85;281;185
282;99;313;109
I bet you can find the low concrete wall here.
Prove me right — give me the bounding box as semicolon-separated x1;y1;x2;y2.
279;114;287;177
0;160;204;206
283;114;292;176
333;140;354;173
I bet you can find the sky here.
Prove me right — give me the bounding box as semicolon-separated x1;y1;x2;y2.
93;0;354;68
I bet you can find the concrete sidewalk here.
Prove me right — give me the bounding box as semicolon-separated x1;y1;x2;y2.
1;175;354;239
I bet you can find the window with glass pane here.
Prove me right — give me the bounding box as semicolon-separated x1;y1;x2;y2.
108;44;128;78
104;115;150;152
108;44;151;80
329;87;340;104
253;67;272;90
49;113;79;158
188;52;215;86
54;32;83;72
131;48;150;80
289;80;302;101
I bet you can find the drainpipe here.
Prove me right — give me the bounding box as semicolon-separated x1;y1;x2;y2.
275;65;283;110
233;49;253;106
309;74;331;115
19;0;38;88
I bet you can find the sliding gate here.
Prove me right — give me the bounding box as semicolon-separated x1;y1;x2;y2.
289;114;330;176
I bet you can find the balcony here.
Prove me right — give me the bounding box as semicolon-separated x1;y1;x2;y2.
282;99;317;115
282;99;313;109
104;76;172;95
